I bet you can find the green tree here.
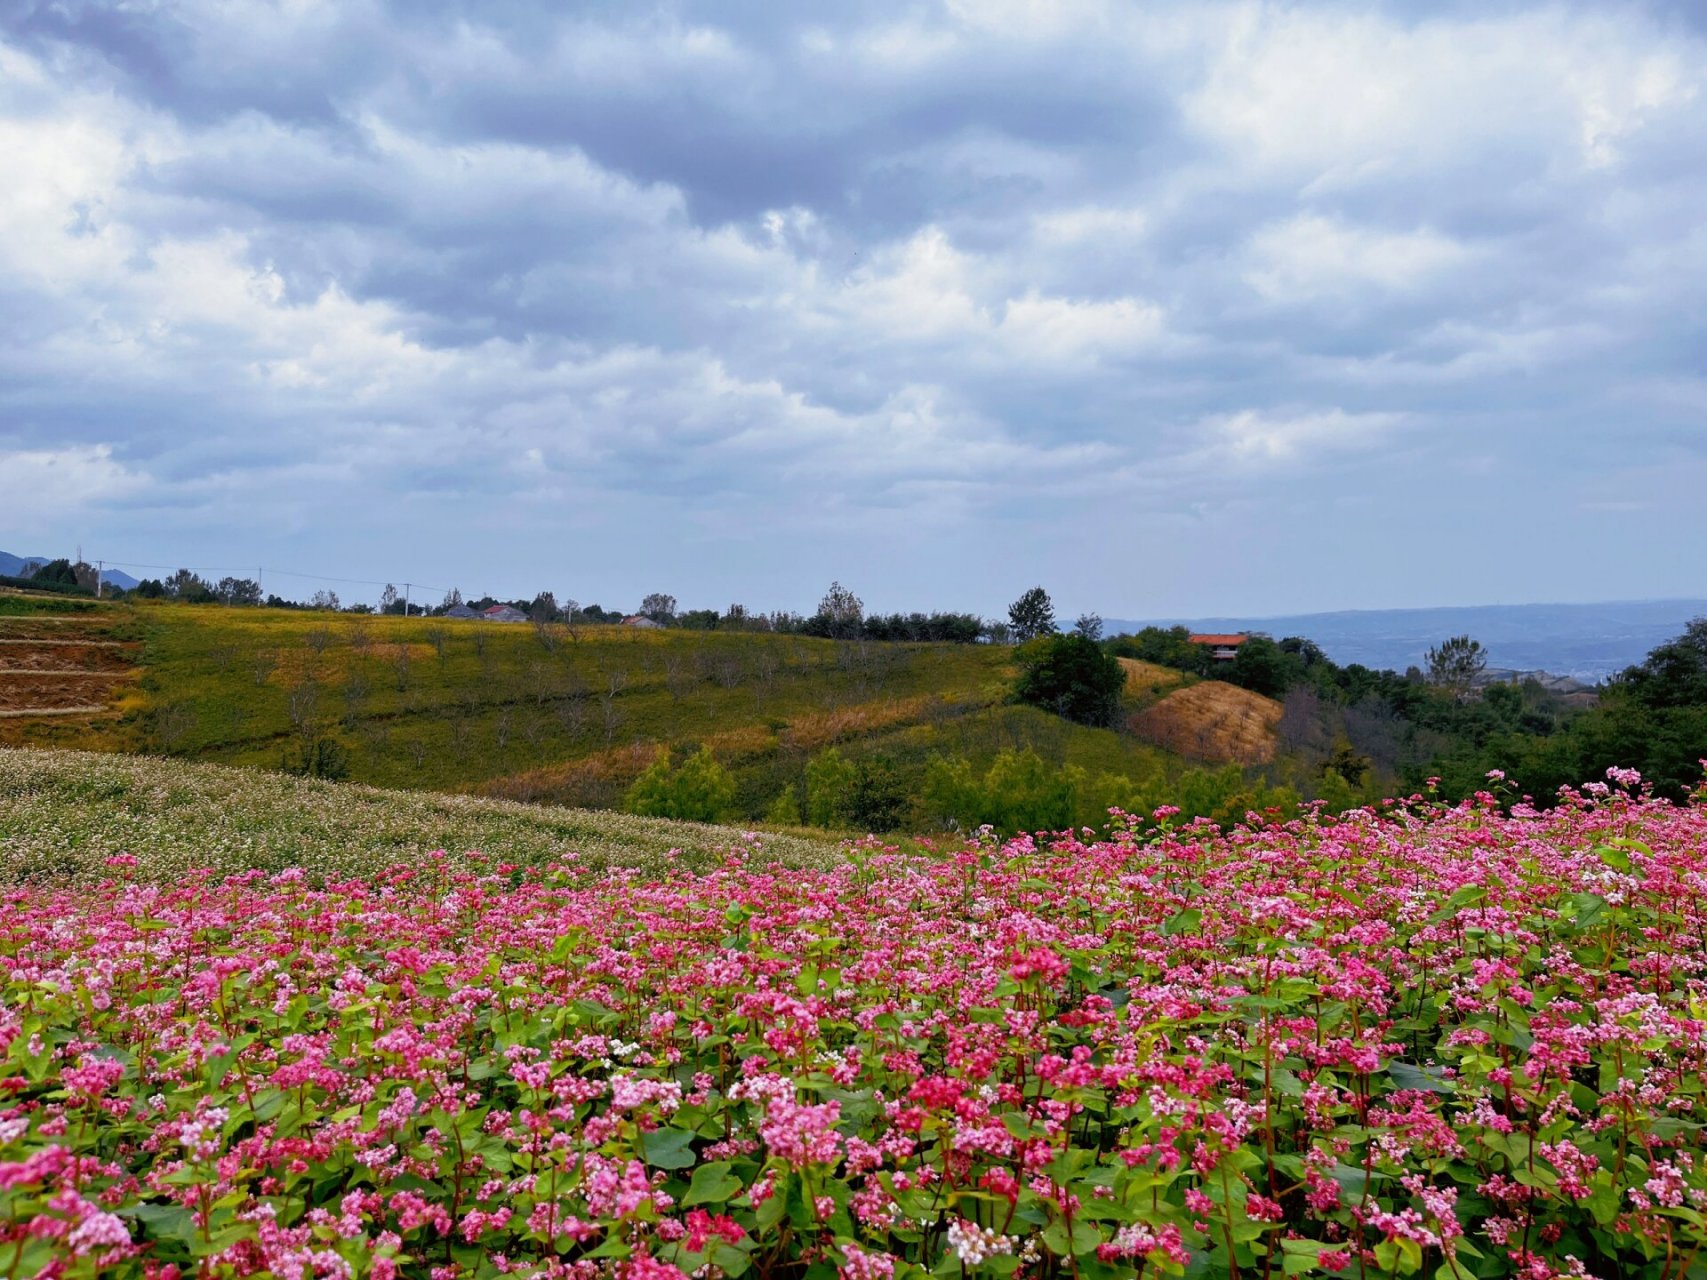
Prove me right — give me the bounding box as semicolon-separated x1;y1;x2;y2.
1012;633;1126;726
805;748;856;826
166;569;216;603
984;748;1078;833
1227;635;1299;699
846;754;907;832
1425;635;1488;700
1618;617;1707;709
764;784;802;826
29;558;79;587
816;581;864;640
922;756;982;830
1007;587;1058;643
622;747;735;822
285;735;350;781
215;576;261;606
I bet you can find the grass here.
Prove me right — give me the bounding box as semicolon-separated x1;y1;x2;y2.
0;598;1220;824
128;604;1018;798
0;747;843;884
1116;656;1192;702
0;589;107;617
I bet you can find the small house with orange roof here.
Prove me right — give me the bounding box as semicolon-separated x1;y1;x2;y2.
1188;633;1247;662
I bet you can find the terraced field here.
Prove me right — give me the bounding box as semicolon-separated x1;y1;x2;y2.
0;596;141;740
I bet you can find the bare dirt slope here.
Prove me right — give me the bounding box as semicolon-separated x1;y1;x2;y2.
0;604;139;735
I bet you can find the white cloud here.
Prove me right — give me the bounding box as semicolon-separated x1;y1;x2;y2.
1184;8;1704;183
1195;408;1407;466
997;292;1164;363
1245;215;1470;300
0;445;150;525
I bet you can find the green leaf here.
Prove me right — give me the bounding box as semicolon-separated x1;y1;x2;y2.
1387;1061;1456;1095
1594;843;1631;873
1425;882;1485;924
129;1202;198;1245
1161;908;1201;937
1569;892;1609;928
1328;1164;1369;1199
1586;1180;1622;1227
640;1126;699;1170
682;1161;743;1207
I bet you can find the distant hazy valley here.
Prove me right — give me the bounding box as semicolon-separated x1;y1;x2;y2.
1108;598;1707;682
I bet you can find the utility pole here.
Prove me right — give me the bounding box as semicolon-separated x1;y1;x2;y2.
258;567;264;602
403;583;411;618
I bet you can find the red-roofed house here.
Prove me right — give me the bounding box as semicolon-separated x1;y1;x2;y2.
1189;633;1247;662
483;604;527;623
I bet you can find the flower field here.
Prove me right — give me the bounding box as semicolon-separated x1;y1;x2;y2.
5;771;1707;1280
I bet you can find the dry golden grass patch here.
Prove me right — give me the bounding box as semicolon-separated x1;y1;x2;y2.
478;742;660;803
265;641;438;683
477;693;966;806
702;724;781;758
780;694;946;751
1127;680;1282;765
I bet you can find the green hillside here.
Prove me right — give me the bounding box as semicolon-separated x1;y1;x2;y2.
3;598;1265;829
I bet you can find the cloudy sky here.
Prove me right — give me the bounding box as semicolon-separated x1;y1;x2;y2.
2;1;1704;618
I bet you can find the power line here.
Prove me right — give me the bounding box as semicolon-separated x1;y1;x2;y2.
97;559;450;596
263;568;451;594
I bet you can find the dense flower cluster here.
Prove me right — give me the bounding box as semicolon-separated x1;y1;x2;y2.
4;771;1707;1280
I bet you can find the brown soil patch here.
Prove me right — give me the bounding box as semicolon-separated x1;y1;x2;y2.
477;694;962;807
0;641;137;673
0;620;140;719
0;672;133;712
1127;681;1282;765
0;617;125;642
0;706;112;719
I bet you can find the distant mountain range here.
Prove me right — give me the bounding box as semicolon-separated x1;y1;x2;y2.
1104;599;1707;683
0;550;139;591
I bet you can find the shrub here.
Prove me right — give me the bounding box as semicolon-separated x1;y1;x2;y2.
622;746;736;822
1012;633;1126;726
285;735;351;781
845;753;907;832
804;747;856;827
764;783;801;826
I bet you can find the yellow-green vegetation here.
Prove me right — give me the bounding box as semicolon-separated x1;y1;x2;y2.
0;747;841;884
1116;655;1192;703
127;602;1018;800
2;597;1293;832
